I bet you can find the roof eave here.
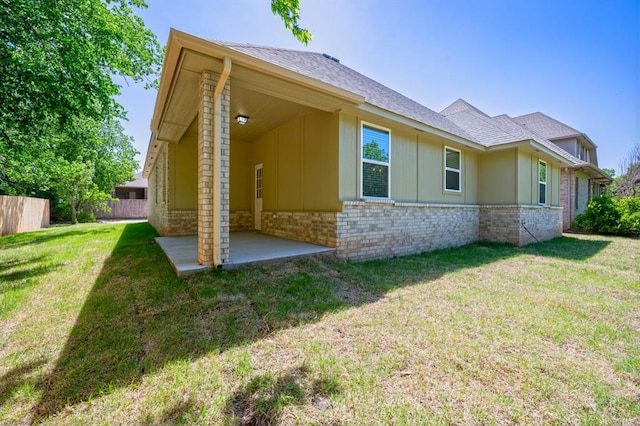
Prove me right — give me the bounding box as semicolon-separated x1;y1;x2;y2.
487;139;576;165
574;163;613;182
143;29;367;177
357;103;484;150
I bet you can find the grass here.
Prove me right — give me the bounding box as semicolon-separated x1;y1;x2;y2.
0;222;639;424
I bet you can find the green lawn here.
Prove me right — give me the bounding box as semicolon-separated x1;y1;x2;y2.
1;222;638;424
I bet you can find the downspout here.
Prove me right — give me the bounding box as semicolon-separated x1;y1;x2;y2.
212;56;232;266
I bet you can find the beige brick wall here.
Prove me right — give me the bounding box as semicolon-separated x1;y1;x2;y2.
197;70;230;265
479;205;562;246
230;210;252;231
336;200;480;261
166;210;197;236
261;211;338;247
519;206;563;245
147;145;169;235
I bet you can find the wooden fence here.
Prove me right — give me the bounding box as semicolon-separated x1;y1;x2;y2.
0;195;50;237
95;199;147;219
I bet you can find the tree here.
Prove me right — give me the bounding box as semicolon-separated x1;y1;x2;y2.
271;0;312;45
1;0;161;135
0;0;161;199
51;160;97;224
363;140;388;162
609;144;640;198
49;118;138;222
601;168;616;178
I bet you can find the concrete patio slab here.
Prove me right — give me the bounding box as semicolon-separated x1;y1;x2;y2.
156;231;335;276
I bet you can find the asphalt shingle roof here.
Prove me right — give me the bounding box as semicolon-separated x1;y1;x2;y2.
211;40;594;168
512;112;582;140
215;41;478;142
440;99;586;166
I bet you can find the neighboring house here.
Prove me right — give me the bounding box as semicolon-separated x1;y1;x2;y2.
511;113;610;229
96;172;148;219
143;29;608;268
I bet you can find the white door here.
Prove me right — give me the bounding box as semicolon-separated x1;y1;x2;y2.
254;163;263;230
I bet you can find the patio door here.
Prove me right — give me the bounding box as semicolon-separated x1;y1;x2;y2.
254;163;263;230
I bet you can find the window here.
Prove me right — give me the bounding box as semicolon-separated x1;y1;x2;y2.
538;160;547;205
444;147;461;192
361;123;390;198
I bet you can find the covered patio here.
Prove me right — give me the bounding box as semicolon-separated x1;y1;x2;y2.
143;30;354;273
156;231;335;276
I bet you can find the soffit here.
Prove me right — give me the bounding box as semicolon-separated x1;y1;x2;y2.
157;49;346;144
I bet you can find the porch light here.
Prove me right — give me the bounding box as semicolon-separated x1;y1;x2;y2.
235;115;249;125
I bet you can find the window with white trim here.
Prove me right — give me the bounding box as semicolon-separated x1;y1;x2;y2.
538;160;547;205
361;123;390;198
444;147;461;192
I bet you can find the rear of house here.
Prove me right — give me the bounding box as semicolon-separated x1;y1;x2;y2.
144;29;608;269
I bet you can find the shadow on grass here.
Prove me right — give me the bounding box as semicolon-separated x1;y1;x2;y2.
31;224;611;421
0;256;57;295
226;364;338;424
520;235;611;261
0;359;47;409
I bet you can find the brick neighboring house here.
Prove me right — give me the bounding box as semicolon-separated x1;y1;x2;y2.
143;29;609;267
96;172;148;219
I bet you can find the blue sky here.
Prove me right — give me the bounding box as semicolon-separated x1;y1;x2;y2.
117;0;639;173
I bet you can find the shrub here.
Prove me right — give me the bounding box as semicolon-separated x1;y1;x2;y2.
572;196;620;234
617;197;640;236
572;195;640;236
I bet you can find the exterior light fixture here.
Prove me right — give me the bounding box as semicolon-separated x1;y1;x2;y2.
235;115;249;125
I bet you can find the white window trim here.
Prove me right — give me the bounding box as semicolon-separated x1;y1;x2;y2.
444;146;462;193
539;159;547;205
360;121;391;199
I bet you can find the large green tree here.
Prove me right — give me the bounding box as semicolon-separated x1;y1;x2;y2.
1;0;161;219
1;0;161;137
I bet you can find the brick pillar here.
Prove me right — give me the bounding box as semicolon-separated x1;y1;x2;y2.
198;72;215;265
198;70;230;266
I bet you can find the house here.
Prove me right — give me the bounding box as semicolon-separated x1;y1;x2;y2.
96;172;148;219
440;101;611;230
143;29;608;269
511;113;610;229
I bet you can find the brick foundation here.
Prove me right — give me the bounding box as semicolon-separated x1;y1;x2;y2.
261;211;338;247
166;210;197;236
336;200;480;261
230;210;252;231
479;205;562;246
148;206;197;237
148;202;167;235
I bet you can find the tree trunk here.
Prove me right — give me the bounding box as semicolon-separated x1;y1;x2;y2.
70;200;78;224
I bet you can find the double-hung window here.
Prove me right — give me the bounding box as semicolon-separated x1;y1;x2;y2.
538;160;547;205
444;147;461;192
361;123;390;198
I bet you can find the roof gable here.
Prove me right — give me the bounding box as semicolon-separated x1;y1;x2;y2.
441;100;526;146
440;99;587;165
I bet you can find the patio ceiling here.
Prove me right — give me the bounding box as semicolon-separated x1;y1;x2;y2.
155;48;348;145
